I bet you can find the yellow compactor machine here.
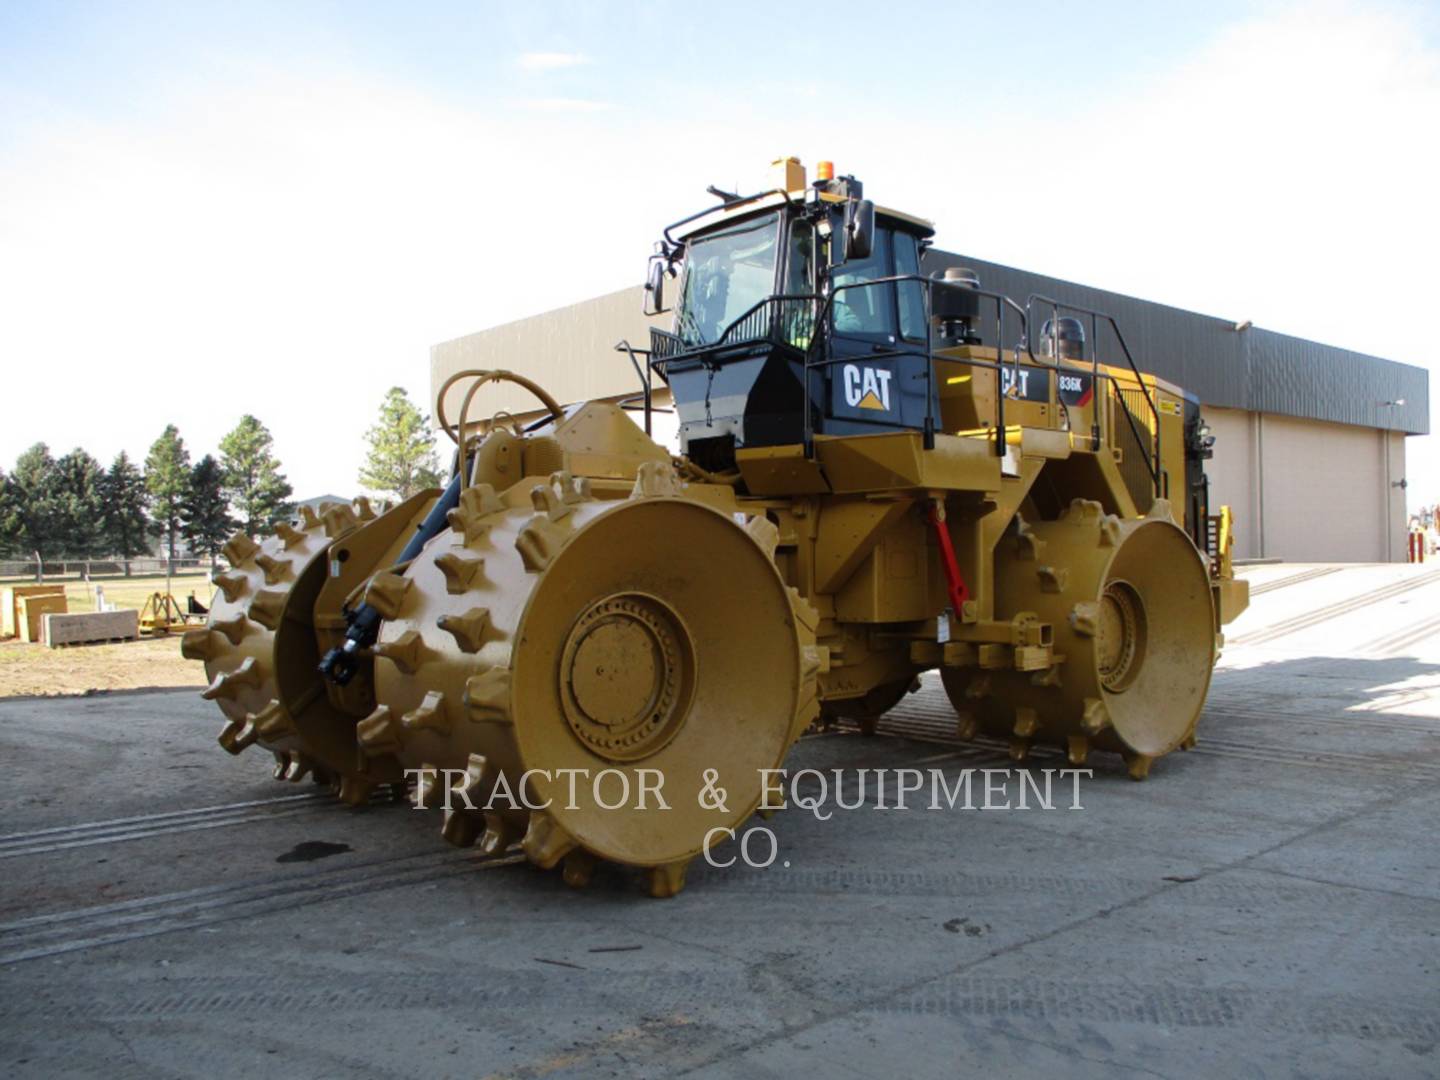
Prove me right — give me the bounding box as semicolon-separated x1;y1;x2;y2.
186;159;1249;896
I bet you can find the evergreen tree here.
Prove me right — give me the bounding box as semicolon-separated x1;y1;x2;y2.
220;415;293;534
0;467;19;558
9;443;64;561
53;448;107;558
146;425;191;561
182;454;236;565
101;451;151;567
358;387;443;500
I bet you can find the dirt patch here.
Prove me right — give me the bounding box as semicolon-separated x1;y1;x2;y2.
0;636;205;698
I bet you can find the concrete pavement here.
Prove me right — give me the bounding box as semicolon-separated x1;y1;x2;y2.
1;563;1437;1078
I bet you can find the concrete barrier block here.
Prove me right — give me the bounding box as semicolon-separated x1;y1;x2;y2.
42;608;139;647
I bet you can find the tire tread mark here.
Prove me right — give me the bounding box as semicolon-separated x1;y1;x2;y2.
1248;566;1344;596
1231;570;1440;646
0;851;524;966
0;792;327;847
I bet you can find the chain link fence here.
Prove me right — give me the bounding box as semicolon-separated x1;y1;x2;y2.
0;557;211;581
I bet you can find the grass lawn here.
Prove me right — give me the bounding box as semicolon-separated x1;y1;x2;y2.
0;572;217;614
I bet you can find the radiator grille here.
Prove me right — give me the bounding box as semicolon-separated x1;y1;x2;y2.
1113;387;1157;514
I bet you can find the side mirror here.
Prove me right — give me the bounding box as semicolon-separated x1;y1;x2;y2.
844;199;875;261
643;257;667;315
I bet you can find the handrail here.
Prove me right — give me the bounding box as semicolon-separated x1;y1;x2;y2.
614;340;653;435
668;293;820;353
803;274;1033;460
649;274;1036;463
1026;293;1162;495
661;189;790;247
644;272;1158;489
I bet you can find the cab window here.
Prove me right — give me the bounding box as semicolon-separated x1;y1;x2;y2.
831;227;895;339
784;220;814;295
894;231;927;341
676;214;781;346
782;219;817;347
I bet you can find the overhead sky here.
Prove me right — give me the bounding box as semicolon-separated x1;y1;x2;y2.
1;0;1437;509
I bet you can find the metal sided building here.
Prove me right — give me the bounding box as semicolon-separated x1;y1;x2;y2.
432;257;1429;564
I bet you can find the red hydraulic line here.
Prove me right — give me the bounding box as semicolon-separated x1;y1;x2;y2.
927;501;970;612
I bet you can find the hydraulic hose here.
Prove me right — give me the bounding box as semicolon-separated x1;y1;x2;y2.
318;471;465;686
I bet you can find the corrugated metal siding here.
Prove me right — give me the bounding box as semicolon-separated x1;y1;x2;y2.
1245;329;1425;430
923;251;1430;436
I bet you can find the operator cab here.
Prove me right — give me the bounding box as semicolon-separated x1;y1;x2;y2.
647;160;937;473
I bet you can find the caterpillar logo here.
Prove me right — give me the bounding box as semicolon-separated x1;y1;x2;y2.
1000;367;1033;400
842;364;893;411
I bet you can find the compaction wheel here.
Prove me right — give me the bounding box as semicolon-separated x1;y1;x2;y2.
181;498;403;801
357;462;821;896
943;498;1216;779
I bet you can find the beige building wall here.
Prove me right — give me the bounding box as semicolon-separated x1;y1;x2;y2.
1206;405;1407;562
430;287;654;427
1203;406;1260;558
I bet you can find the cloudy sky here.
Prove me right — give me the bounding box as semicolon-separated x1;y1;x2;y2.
1;0;1436;507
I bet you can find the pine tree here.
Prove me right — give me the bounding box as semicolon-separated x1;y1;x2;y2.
358;387;443;500
9;443;64;562
182;455;236;566
220;415;293;535
53;448;107;559
0;467;19;559
146;425;192;562
101;451;151;569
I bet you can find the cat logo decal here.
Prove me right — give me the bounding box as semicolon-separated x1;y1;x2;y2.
842;364;893;411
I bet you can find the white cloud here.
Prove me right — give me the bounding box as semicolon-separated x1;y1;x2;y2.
515;96;616;113
515;51;589;72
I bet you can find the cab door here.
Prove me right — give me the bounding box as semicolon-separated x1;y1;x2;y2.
825;227;936;433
